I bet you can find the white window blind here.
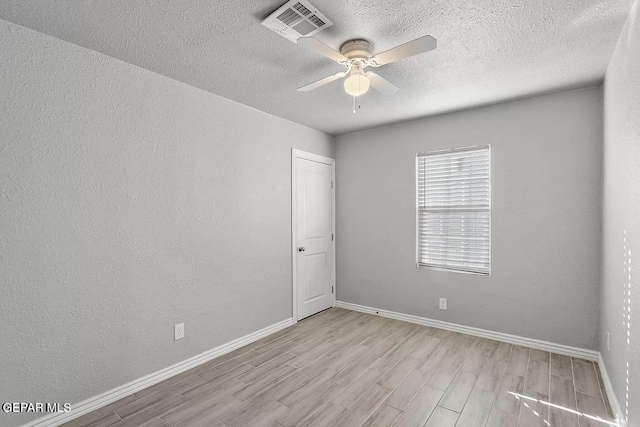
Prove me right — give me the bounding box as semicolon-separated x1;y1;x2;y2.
416;145;491;274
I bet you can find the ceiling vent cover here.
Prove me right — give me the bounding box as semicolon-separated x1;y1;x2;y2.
262;0;333;43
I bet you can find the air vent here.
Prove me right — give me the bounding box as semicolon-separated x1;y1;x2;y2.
262;0;333;43
277;9;301;26
308;14;325;27
292;2;311;16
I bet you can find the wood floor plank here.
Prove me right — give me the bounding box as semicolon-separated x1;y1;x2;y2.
426;354;464;391
360;404;401;427
573;361;601;397
548;408;579;427
219;399;289;427
361;323;403;349
288;333;335;357
383;369;430;410
504;346;530;377
236;352;297;384
139;419;170;427
576;392;612;427
330;384;391;427
328;344;371;373
490;342;513;361
115;375;202;420
232;364;297;401
332;350;381;387
196;361;254;387
328;313;371;337
493;374;524;415
248;342;303;368
257;327;298;346
256;330;309;355
71;412;121;427
407;332;441;361
476;358;507;393
284;359;339;388
392;385;443;427
486;408;518;427
61;395;137;427
289;326;366;368
160;395;241;427
550;353;573;379
371;336;420;374
418;344;451;375
529;349;550;363
219;397;289;427
304;403;346;427
277;381;345;427
333;367;387;408
517;393;549;427
278;365;341;407
455;388;496;427
182;377;245;402
524;359;549;396
375;356;421;390
195;350;262;378
461;343;491;375
550;374;577;410
424;406;459;427
115;394;189;427
439;371;477;413
432;328;454;339
134;370;200;400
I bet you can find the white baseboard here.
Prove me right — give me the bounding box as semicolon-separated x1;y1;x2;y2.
22;318;294;427
597;353;627;427
335;300;599;361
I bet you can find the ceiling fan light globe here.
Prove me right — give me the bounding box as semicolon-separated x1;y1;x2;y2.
343;74;370;96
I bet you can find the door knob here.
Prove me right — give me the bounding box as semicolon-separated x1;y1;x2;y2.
298;247;306;252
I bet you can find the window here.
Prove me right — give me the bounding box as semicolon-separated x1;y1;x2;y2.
416;145;491;274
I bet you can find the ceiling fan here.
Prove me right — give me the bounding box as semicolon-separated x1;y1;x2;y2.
297;35;437;97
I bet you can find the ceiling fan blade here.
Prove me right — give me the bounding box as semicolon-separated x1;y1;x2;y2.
370;35;437;66
366;72;399;95
298;72;347;92
297;37;348;62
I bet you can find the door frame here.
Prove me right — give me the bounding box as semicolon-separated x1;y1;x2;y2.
291;149;336;323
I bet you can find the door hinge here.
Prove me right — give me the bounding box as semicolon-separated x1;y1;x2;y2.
332;286;334;293
332;234;334;241
331;181;334;189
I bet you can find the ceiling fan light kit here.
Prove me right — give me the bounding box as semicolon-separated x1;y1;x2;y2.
343;65;370;97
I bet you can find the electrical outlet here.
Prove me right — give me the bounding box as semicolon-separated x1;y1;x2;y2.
175;323;185;341
439;298;447;310
607;331;610;351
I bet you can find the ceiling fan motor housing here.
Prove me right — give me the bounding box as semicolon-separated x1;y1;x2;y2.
340;39;373;60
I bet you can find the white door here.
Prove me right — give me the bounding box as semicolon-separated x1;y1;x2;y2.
293;152;335;321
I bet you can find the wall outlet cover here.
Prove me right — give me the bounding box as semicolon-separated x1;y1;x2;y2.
439;298;447;310
175;323;185;341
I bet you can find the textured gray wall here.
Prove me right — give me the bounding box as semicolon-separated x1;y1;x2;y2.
0;20;333;426
336;87;602;351
601;1;640;425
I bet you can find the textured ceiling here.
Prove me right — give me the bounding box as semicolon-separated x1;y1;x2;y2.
0;0;634;135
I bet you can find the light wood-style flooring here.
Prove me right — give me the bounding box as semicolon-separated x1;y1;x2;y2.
62;308;616;427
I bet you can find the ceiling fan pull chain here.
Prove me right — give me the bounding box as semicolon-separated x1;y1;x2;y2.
353;95;356;114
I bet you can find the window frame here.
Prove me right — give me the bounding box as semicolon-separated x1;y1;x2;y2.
415;144;492;275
